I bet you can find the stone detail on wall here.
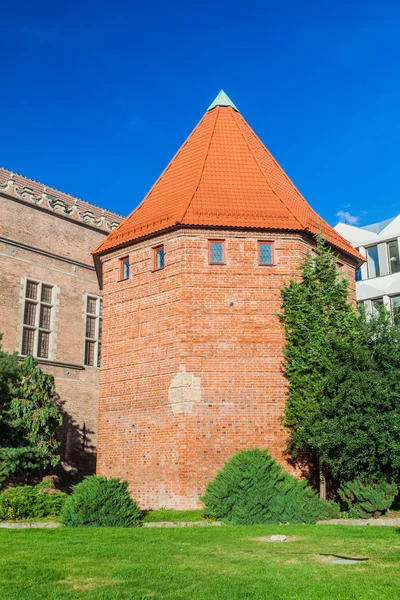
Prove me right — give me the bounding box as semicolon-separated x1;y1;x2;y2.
0;172;120;232
168;365;201;414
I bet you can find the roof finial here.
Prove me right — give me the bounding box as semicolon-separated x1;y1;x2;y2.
208;90;239;112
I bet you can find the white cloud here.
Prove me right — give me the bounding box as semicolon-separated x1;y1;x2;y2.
336;210;360;225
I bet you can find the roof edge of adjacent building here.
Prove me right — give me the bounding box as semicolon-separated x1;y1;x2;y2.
0;167;123;233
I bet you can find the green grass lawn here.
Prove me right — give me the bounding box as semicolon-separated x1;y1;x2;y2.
0;525;399;599
143;509;204;522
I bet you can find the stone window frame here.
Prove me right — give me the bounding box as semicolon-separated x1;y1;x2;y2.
258;241;275;266
20;279;55;360
208;239;226;265
83;295;102;368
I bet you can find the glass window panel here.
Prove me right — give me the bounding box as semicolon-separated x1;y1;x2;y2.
39;305;51;330
26;281;38;300
85;296;101;367
37;331;50;358
85;341;95;366
388;240;400;274
24;302;36;327
21;328;35;355
259;243;273;264
392;295;400;325
355;267;362;282
210;242;223;263
86;316;96;339
373;298;384;311
155;247;164;269
41;285;53;304
367;246;380;278
121;259;130;279
87;297;97;315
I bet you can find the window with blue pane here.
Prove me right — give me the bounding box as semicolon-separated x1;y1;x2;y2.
366;246;380;278
120;257;130;280
154;246;164;270
209;241;224;264
259;242;274;265
355;267;362;282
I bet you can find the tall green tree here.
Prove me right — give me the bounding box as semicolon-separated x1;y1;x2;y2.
0;339;62;486
278;236;359;461
312;306;400;483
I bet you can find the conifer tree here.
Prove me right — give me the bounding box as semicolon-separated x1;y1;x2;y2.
278;237;359;463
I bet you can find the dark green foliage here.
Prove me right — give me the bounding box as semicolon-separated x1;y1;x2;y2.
0;480;66;521
61;475;143;527
311;306;400;483
278;237;358;456
279;239;400;491
320;499;342;520
201;449;324;524
339;480;398;518
0;341;62;487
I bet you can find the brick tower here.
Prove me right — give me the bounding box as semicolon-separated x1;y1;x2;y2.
93;91;361;509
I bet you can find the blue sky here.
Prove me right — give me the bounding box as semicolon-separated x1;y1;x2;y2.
1;1;400;227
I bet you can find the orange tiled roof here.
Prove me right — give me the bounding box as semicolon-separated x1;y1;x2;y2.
93;92;362;261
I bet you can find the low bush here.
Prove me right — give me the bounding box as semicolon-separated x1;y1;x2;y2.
339;480;397;518
61;475;142;527
0;480;66;521
320;499;342;520
201;448;324;524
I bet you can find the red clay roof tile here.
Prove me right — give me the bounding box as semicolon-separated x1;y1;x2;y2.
93;97;362;261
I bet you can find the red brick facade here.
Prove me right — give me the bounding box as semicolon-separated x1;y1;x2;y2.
97;229;356;508
0;168;121;483
95;93;359;509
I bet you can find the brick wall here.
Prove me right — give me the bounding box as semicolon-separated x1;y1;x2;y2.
0;192;118;482
97;228;356;509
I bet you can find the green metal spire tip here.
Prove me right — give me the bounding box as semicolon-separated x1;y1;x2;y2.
207;90;239;112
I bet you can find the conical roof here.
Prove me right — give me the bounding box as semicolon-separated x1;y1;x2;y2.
93;91;361;260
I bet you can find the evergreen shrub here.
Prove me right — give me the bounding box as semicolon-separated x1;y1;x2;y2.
0;481;66;521
320;499;342;520
339;480;397;519
201;448;324;524
61;475;142;527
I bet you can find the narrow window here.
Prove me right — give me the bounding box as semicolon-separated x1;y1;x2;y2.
366;246;380;278
258;242;274;265
209;240;225;264
84;296;102;367
388;240;400;274
120;257;130;280
355;267;362;282
154;245;165;270
391;295;400;325
21;280;53;359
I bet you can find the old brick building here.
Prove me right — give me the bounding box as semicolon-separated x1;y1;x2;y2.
93;91;362;509
0;168;121;480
